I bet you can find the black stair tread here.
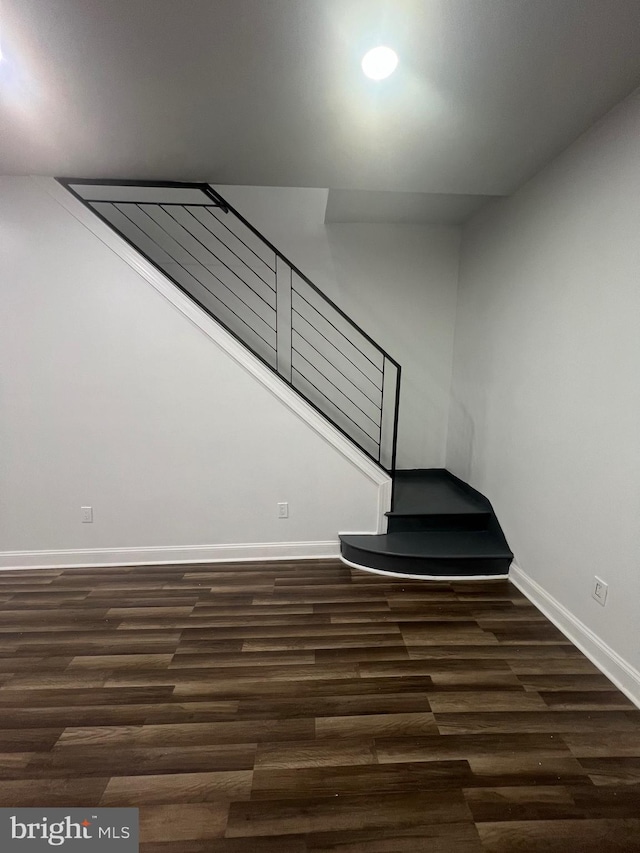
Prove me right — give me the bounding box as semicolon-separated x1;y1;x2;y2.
340;531;513;560
391;469;488;516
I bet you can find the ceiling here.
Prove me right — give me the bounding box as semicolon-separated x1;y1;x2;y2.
1;0;640;218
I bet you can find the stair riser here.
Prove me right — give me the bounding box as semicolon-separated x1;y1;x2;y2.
386;514;490;534
341;543;511;578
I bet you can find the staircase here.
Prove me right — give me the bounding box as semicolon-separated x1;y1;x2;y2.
341;469;513;578
59;178;512;580
59;178;401;472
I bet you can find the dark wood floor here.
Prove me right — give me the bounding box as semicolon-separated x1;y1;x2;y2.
0;560;639;851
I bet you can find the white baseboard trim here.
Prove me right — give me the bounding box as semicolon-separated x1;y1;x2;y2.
0;541;340;571
340;555;509;582
510;562;640;710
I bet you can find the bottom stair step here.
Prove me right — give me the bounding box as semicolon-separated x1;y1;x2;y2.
340;531;513;578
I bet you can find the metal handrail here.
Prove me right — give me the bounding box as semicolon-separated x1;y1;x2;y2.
58;178;401;478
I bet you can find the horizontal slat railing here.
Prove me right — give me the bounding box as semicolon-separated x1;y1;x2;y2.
58;179;401;475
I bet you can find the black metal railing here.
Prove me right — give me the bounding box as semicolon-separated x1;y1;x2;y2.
58;179;401;474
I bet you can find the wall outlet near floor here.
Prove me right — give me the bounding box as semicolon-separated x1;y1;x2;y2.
81;506;93;523
277;502;289;519
592;576;608;606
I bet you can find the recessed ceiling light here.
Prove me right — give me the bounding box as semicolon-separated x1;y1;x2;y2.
361;46;398;81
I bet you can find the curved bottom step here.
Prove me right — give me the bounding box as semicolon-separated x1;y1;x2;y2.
340;531;513;579
340;555;509;582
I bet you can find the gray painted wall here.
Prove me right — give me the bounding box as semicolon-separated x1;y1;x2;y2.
0;178;381;562
448;91;640;676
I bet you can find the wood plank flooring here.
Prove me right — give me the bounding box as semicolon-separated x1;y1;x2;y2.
0;560;639;851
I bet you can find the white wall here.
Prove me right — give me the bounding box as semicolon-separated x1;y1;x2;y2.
447;91;640;692
216;186;460;468
0;178;384;567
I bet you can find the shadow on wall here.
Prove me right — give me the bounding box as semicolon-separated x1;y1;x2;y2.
446;397;475;482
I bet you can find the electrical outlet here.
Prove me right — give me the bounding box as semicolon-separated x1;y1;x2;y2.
592;576;608;606
277;502;289;519
81;506;93;523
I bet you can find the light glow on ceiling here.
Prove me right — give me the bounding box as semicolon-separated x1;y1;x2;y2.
361;46;398;80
